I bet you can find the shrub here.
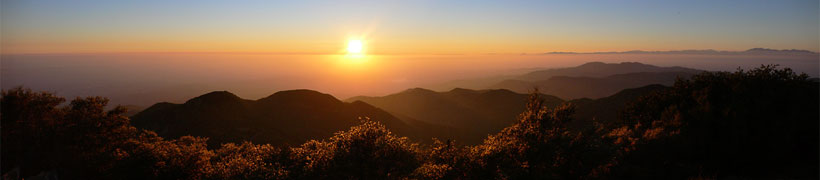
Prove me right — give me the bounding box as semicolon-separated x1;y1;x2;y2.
209;142;289;179
459;93;608;179
290;120;421;179
611;65;819;178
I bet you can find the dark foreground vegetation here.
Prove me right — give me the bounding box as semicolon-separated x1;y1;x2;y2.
2;65;818;179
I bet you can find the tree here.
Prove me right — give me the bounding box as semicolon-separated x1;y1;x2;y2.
1;87;65;177
609;65;819;178
1;87;218;179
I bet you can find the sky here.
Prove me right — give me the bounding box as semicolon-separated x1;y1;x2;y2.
2;0;818;54
1;1;818;105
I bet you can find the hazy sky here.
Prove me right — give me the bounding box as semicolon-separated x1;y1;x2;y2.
2;0;818;54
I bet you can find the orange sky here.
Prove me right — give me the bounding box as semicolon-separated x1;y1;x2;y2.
2;1;818;54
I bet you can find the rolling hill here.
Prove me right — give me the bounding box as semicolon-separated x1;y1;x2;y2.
131;89;449;147
566;84;671;130
131;83;675;146
348;85;671;144
348;88;564;144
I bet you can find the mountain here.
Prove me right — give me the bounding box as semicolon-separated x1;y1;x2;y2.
515;62;702;81
543;48;819;55
426;67;549;91
348;85;671;144
131;89;447;147
130;86;666;147
427;75;518;92
743;48;818;55
347;88;564;144
492;71;696;99
567;84;671;130
429;62;702;100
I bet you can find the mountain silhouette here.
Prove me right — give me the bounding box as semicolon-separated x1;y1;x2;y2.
567;84;670;130
432;62;702;99
544;48;819;55
131;89;445;147
348;85;671;144
492;71;695;99
515;62;701;81
348;88;564;144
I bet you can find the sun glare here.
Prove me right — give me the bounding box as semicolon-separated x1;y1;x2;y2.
347;39;364;54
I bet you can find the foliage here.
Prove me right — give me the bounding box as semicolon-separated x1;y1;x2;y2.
412;139;467;179
462;94;609;179
1;65;817;179
290;119;421;179
1;88;66;177
609;65;819;178
209;142;288;180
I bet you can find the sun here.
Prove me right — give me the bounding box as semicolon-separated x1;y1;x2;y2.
347;39;364;54
341;38;368;63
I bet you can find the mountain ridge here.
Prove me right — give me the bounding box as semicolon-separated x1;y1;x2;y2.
131;89;449;147
347;87;565;144
516;61;702;81
543;48;818;55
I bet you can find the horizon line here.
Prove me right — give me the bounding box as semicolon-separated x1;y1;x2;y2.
2;48;816;56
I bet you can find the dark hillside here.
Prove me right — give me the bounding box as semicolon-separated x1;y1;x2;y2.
348;88;564;144
132;89;441;147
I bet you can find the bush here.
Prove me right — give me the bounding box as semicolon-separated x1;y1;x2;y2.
209;142;289;179
610;65;819;178
412;139;467;179
464;94;605;179
290;120;421;179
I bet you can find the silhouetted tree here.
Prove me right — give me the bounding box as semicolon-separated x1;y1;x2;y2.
2;87;217;179
1;87;65;177
609;65;819;178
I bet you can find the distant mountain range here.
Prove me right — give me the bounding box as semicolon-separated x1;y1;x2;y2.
131;90;451;147
544;48;818;55
514;62;702;81
493;71;697;99
435;62;703;99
